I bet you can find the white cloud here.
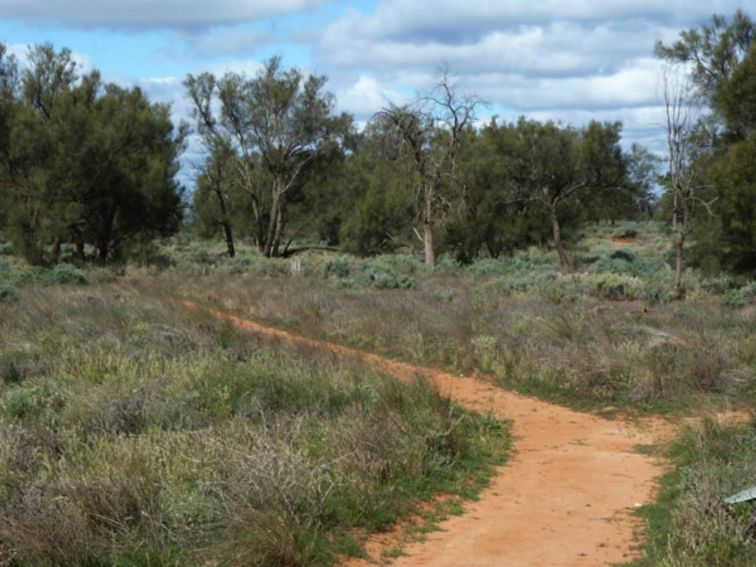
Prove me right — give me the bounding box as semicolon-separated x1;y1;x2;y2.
330;0;745;42
332;74;411;118
468;57;667;111
164;27;274;59
0;0;325;29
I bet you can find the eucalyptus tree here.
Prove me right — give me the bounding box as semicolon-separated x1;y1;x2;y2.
510;118;626;268
185;57;352;257
378;71;481;267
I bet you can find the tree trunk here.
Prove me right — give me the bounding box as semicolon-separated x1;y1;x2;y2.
674;231;684;290
213;185;235;258
550;206;570;268
263;182;285;258
50;237;62;265
221;221;235;258
423;220;435;268
98;242;109;263
262;198;278;257
272;199;287;257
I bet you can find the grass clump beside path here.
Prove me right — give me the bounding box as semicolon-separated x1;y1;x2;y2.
0;283;508;566
633;416;756;567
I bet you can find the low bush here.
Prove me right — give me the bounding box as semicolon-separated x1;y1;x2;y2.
636;417;756;567
722;282;756;309
0;286;507;565
46;263;87;285
336;259;416;290
0;284;17;304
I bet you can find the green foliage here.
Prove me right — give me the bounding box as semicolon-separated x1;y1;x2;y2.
0;44;185;265
46;262;86;284
635;418;756;566
0;285;507;565
657;11;756;275
722;282;756;309
336;259;416;290
323;255;351;277
185;57;353;258
704;135;756;274
0;283;18;303
339;164;414;256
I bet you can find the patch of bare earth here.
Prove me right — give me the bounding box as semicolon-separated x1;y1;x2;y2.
182;300;674;567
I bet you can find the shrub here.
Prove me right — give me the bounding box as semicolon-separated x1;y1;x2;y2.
323;256;351;278
46;264;87;285
337;260;416;290
579;272;643;300
639;418;756;566
722;282;756;309
0;283;18;303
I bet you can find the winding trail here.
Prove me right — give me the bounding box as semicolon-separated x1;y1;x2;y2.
182;300;671;566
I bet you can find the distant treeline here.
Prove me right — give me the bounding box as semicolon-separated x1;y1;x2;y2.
0;10;754;275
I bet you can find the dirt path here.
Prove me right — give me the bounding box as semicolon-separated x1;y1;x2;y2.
182;300;671;566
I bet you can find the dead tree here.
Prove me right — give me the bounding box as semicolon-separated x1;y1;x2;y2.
379;71;481;267
662;68;713;291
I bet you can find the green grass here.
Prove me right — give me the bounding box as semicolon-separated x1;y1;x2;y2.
0;220;753;565
630;416;756;566
0;283;509;566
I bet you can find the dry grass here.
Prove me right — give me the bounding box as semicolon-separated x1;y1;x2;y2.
0;281;507;565
172;268;755;411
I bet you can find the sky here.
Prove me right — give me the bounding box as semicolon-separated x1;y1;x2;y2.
0;0;749;181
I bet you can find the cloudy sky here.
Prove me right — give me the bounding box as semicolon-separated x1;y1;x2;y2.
0;1;748;169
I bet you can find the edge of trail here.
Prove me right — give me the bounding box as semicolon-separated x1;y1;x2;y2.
181;299;680;567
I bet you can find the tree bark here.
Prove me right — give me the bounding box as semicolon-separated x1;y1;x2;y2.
212;181;235;258
674;231;684;290
50;237;61;266
423;220;435;268
550;206;570;268
271;198;287;257
221;220;235;258
262;193;279;258
423;188;435;268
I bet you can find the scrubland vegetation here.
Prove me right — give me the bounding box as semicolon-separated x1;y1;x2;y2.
3;218;753;565
0;8;754;567
0;281;507;564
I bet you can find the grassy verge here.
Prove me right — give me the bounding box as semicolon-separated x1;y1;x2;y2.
171;266;754;415
631;416;756;566
0;283;508;566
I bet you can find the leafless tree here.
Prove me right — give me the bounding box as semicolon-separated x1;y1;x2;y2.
662;67;714;291
378;70;481;267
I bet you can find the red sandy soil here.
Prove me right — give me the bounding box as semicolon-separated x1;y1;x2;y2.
182;300;682;567
611;237;637;246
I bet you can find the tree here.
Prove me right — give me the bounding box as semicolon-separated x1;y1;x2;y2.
0;43;19;231
0;44;185;264
184;57;351;258
654;10;754;105
661;69;711;290
378;71;481;267
511;118;626;268
191;143;239;257
585;143;660;224
446;119;549;262
657;11;756;275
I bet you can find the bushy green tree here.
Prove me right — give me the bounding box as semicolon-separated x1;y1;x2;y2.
185;58;352;258
0;44;185;264
505;118;626;268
